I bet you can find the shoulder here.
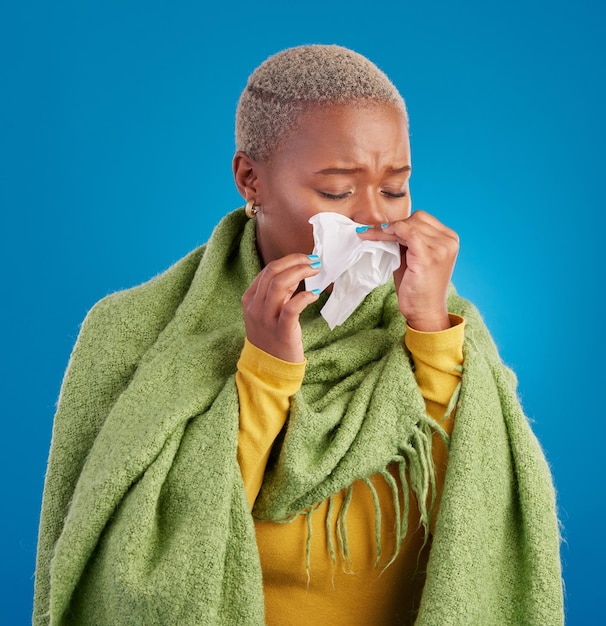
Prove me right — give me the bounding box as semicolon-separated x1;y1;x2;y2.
59;245;207;392
82;244;206;343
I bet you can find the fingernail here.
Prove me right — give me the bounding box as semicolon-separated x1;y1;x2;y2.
310;261;322;269
307;254;320;260
311;288;321;295
381;222;389;228
355;225;371;233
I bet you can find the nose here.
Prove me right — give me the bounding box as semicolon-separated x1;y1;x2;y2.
350;191;386;226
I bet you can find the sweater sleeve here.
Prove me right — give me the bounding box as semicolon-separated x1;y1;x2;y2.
404;313;465;431
404;313;465;531
236;339;306;509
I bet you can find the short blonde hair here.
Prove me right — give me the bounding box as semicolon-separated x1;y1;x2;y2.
235;44;408;162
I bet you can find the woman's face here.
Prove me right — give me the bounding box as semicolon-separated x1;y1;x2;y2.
249;102;412;265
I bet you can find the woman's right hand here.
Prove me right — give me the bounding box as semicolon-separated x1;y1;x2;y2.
241;254;322;363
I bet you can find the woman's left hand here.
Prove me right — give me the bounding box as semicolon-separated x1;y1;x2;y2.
357;210;459;332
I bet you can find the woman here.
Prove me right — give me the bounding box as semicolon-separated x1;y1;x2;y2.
34;45;563;625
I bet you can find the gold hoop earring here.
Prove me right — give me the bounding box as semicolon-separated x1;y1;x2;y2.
245;199;258;218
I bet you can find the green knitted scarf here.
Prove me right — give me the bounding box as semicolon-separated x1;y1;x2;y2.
34;208;563;625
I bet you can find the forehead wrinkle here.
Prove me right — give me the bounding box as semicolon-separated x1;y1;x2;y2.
387;165;411;174
312;163;410;178
313;167;365;175
273;105;411;180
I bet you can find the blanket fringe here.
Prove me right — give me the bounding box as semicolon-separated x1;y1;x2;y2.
298;415;453;577
363;477;383;567
286;393;461;581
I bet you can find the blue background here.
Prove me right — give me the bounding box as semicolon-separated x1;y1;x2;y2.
1;1;603;623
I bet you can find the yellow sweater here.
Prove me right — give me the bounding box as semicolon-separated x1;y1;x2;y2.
236;315;464;626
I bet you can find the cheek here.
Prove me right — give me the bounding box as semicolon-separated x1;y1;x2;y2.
273;192;316;231
259;202;317;258
384;197;412;222
282;210;315;252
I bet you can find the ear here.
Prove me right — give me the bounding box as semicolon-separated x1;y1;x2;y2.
233;151;263;202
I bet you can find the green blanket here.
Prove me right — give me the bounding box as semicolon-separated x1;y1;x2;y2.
34;208;563;625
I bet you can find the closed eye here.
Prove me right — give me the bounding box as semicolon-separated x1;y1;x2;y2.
381;190;408;198
318;191;352;200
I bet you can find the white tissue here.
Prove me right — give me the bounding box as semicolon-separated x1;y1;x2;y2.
305;212;401;329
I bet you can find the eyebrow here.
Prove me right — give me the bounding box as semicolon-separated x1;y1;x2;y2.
313;165;411;175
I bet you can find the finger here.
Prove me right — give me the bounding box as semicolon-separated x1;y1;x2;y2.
258;255;320;302
244;254;321;319
277;289;322;332
244;253;318;303
358;210;458;244
247;253;318;293
359;219;459;259
394;210;459;244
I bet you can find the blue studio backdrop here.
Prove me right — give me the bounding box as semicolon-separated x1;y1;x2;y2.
1;1;603;624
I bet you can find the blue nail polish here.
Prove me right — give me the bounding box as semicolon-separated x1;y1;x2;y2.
307;254;320;260
355;225;371;233
381;222;389;228
311;288;321;295
310;261;322;269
